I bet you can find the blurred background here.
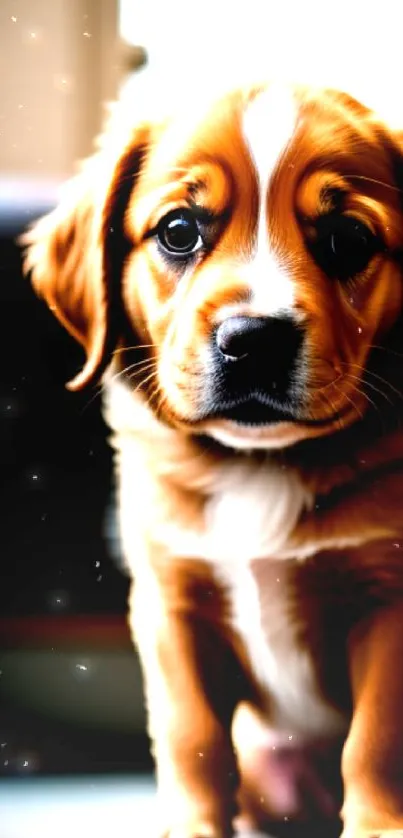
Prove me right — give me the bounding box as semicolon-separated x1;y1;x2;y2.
1;0;403;835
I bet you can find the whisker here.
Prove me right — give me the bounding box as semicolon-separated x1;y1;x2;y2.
313;373;344;393
348;174;402;194
117;358;158;375
368;343;403;363
108;359;157;386
153;384;169;417
332;382;364;420
315;389;344;431
80;359;157;413
146;379;161;403
148;381;169;416
113;344;156;355
128;368;159;398
344;380;380;414
342;371;392;405
340;360;403;402
362;371;403;401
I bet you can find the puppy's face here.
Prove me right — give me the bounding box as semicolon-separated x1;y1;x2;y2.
26;83;403;450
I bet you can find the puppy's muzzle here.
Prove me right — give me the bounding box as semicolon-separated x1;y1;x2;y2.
208;315;306;425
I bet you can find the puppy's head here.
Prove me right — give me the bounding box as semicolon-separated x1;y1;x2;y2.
24;83;403;450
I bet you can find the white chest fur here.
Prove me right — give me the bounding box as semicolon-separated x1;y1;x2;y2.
220;557;346;737
203;458;312;561
158;456;314;563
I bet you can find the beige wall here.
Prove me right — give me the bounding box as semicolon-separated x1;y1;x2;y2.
0;0;121;179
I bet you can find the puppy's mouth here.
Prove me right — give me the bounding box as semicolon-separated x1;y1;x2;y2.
212;396;296;426
207;394;350;429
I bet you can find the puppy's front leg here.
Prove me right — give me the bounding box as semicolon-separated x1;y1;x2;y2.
130;563;242;838
341;602;403;838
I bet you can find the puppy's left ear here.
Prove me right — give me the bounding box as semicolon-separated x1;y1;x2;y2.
21;123;149;391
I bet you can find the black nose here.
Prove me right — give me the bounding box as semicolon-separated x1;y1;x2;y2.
216;315;302;365
210;315;305;423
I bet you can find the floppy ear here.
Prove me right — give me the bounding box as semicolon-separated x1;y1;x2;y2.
21;122;149;391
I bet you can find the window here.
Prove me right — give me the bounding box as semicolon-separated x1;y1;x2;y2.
0;0;120;181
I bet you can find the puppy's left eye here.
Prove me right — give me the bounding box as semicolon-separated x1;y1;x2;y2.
157;209;202;255
310;214;381;280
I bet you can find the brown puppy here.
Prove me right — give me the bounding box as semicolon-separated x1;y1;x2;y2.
23;81;403;837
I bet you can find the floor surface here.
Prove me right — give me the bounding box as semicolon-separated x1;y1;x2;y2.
0;776;271;838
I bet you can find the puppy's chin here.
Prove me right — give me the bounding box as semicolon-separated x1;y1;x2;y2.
196;409;358;451
196;419;325;451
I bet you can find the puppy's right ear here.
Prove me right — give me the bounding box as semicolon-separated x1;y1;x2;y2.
21;120;149;391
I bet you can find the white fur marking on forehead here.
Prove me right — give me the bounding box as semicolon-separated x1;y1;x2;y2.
243;84;297;192
242;85;297;318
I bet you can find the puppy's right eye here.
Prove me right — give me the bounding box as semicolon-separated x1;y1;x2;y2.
157;209;202;255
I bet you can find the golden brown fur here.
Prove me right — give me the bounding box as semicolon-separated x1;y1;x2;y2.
23;80;403;837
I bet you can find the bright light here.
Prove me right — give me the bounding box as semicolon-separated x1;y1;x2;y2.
119;0;403;126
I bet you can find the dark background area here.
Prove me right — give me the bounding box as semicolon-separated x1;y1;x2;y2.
0;206;151;779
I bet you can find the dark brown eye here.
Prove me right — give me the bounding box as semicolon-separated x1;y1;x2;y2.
309;214;381;280
157;209;202;255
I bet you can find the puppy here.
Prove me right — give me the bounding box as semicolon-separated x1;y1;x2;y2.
23;80;403;837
